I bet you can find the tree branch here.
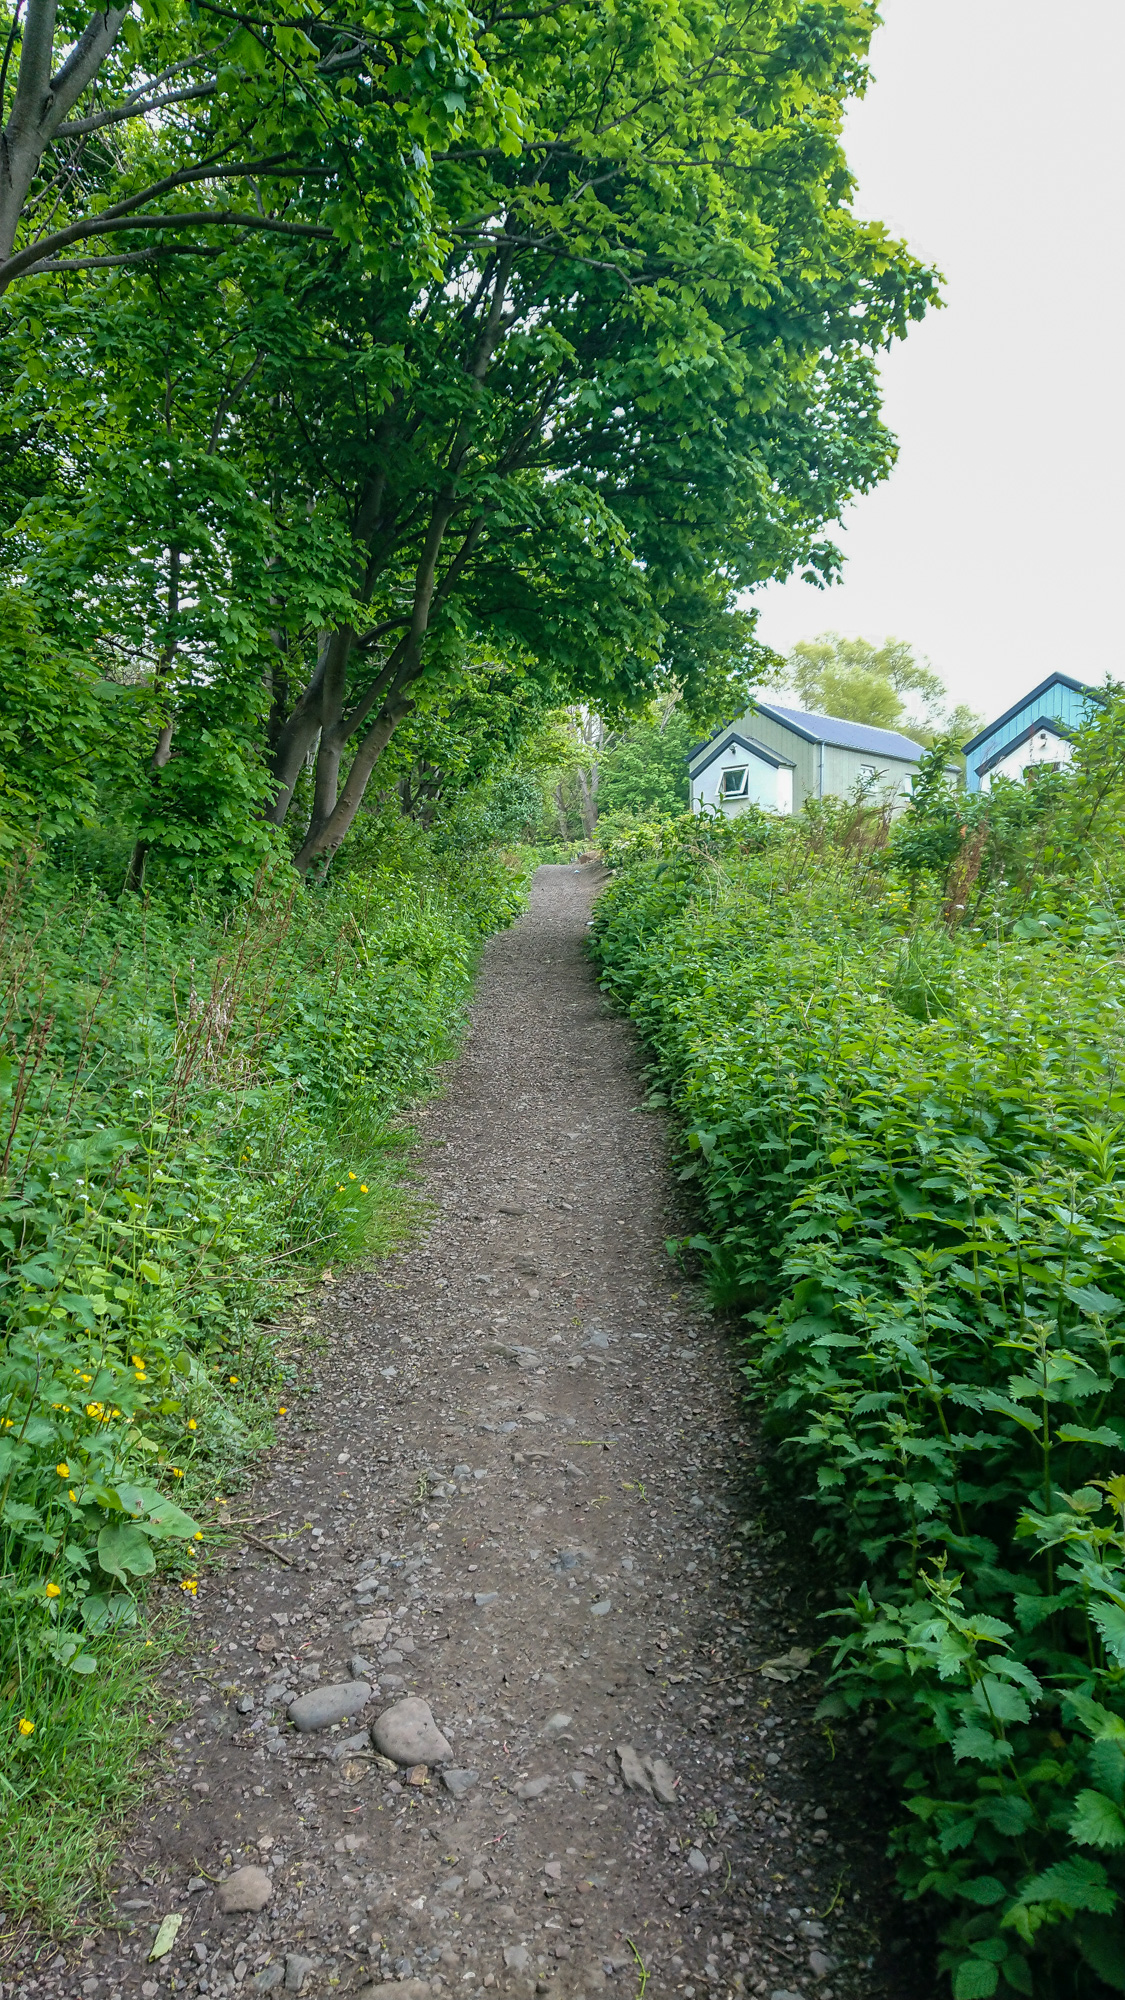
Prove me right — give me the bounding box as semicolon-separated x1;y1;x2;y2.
53;80;219;139
4;201;331;287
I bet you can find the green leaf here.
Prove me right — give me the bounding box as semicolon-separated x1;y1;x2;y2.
1091;1600;1125;1668
972;1676;1031;1726
96;1524;155;1581
1075;1914;1125;1992
953;1726;1011;1766
1069;1789;1125;1849
960;1876;1007;1906
953;1960;999;1999
149;1913;183;1961
1000;1952;1034;1995
1018;1857;1117;1914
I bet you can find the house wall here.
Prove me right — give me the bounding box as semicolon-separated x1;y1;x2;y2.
741;710;818;806
690;737;790;815
732;710;917;813
966;681;1094;793
981;725;1075;791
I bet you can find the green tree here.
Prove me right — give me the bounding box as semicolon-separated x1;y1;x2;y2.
783;633;979;743
596;713;695;819
0;0;940;886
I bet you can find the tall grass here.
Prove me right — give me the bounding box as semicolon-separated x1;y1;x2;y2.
0;830;526;1927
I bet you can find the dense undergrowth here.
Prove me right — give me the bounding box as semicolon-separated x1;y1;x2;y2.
590;702;1125;1999
0;821;526;1923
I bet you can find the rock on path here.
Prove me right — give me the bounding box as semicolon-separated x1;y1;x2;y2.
50;865;922;2000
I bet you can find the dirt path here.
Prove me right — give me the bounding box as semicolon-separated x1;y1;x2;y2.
50;864;922;2000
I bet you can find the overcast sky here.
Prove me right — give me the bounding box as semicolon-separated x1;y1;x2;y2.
750;0;1125;726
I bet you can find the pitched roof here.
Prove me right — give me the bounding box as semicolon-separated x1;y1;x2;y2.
962;673;1096;755
754;701;924;762
688;729;795;777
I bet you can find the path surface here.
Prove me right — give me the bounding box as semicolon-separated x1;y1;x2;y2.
58;865;922;2000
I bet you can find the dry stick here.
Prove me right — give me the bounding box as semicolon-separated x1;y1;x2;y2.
242;1531;295;1566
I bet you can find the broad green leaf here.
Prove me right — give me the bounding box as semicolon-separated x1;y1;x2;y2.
952;1960;998;1999
97;1524;156;1581
1069;1789;1125;1849
1018;1858;1116;1913
959;1876;1006;1906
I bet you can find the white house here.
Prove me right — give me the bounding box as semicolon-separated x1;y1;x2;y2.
962;673;1097;793
689;700;924;817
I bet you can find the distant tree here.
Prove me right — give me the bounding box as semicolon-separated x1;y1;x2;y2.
596;713;695;819
782;634;980;745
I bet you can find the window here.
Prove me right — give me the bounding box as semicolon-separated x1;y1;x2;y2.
720;766;749;797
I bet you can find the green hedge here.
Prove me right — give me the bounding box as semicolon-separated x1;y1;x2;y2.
591;832;1125;2000
0;837;524;1916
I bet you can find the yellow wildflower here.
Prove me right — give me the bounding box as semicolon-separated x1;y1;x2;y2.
171;1466;183;1478
68;1490;77;1502
278;1405;288;1415
85;1402;103;1419
228;1375;239;1385
17;1718;34;1737
194;1530;203;1541
186;1418;197;1431
360;1184;369;1194
56;1462;69;1478
180;1578;197;1595
45;1582;61;1599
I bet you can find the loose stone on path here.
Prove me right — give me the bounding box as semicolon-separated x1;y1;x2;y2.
60;865;917;2000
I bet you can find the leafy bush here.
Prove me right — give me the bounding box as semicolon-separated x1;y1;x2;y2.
0;836;524;1918
591;810;1125;1997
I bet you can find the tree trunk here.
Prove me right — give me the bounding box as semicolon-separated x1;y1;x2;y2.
292;695;413;876
575;762;599;838
0;0;129;272
123;542;180;893
282;246;515;876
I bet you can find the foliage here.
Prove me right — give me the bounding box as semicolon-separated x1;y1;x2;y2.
0;831;524;1920
0;0;939;883
589;736;1125;1996
782;633;981;745
596;714;696;821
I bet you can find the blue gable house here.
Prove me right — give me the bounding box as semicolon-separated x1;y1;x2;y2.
962;673;1099;794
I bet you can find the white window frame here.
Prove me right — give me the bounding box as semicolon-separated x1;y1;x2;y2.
720;765;749;798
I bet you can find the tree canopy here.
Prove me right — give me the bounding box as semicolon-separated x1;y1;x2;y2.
781;633;980;744
0;0;940;883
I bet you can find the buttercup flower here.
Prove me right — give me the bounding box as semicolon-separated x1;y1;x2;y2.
45;1582;61;1599
17;1718;34;1737
171;1466;183;1478
360;1184;369;1194
228;1375;239;1385
68;1489;77;1502
56;1462;69;1478
180;1578;198;1595
348;1171;356;1180
186;1418;197;1431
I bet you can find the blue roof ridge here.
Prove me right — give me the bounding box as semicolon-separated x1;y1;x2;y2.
962;673;1098;754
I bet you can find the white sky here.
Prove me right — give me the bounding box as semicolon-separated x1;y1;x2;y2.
750;0;1125;725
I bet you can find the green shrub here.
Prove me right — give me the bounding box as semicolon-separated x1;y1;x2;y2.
591;824;1125;1998
0;839;522;1920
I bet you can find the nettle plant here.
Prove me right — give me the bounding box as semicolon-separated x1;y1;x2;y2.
589;828;1125;1996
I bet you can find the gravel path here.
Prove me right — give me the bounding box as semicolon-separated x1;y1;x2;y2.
38;864;925;2000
